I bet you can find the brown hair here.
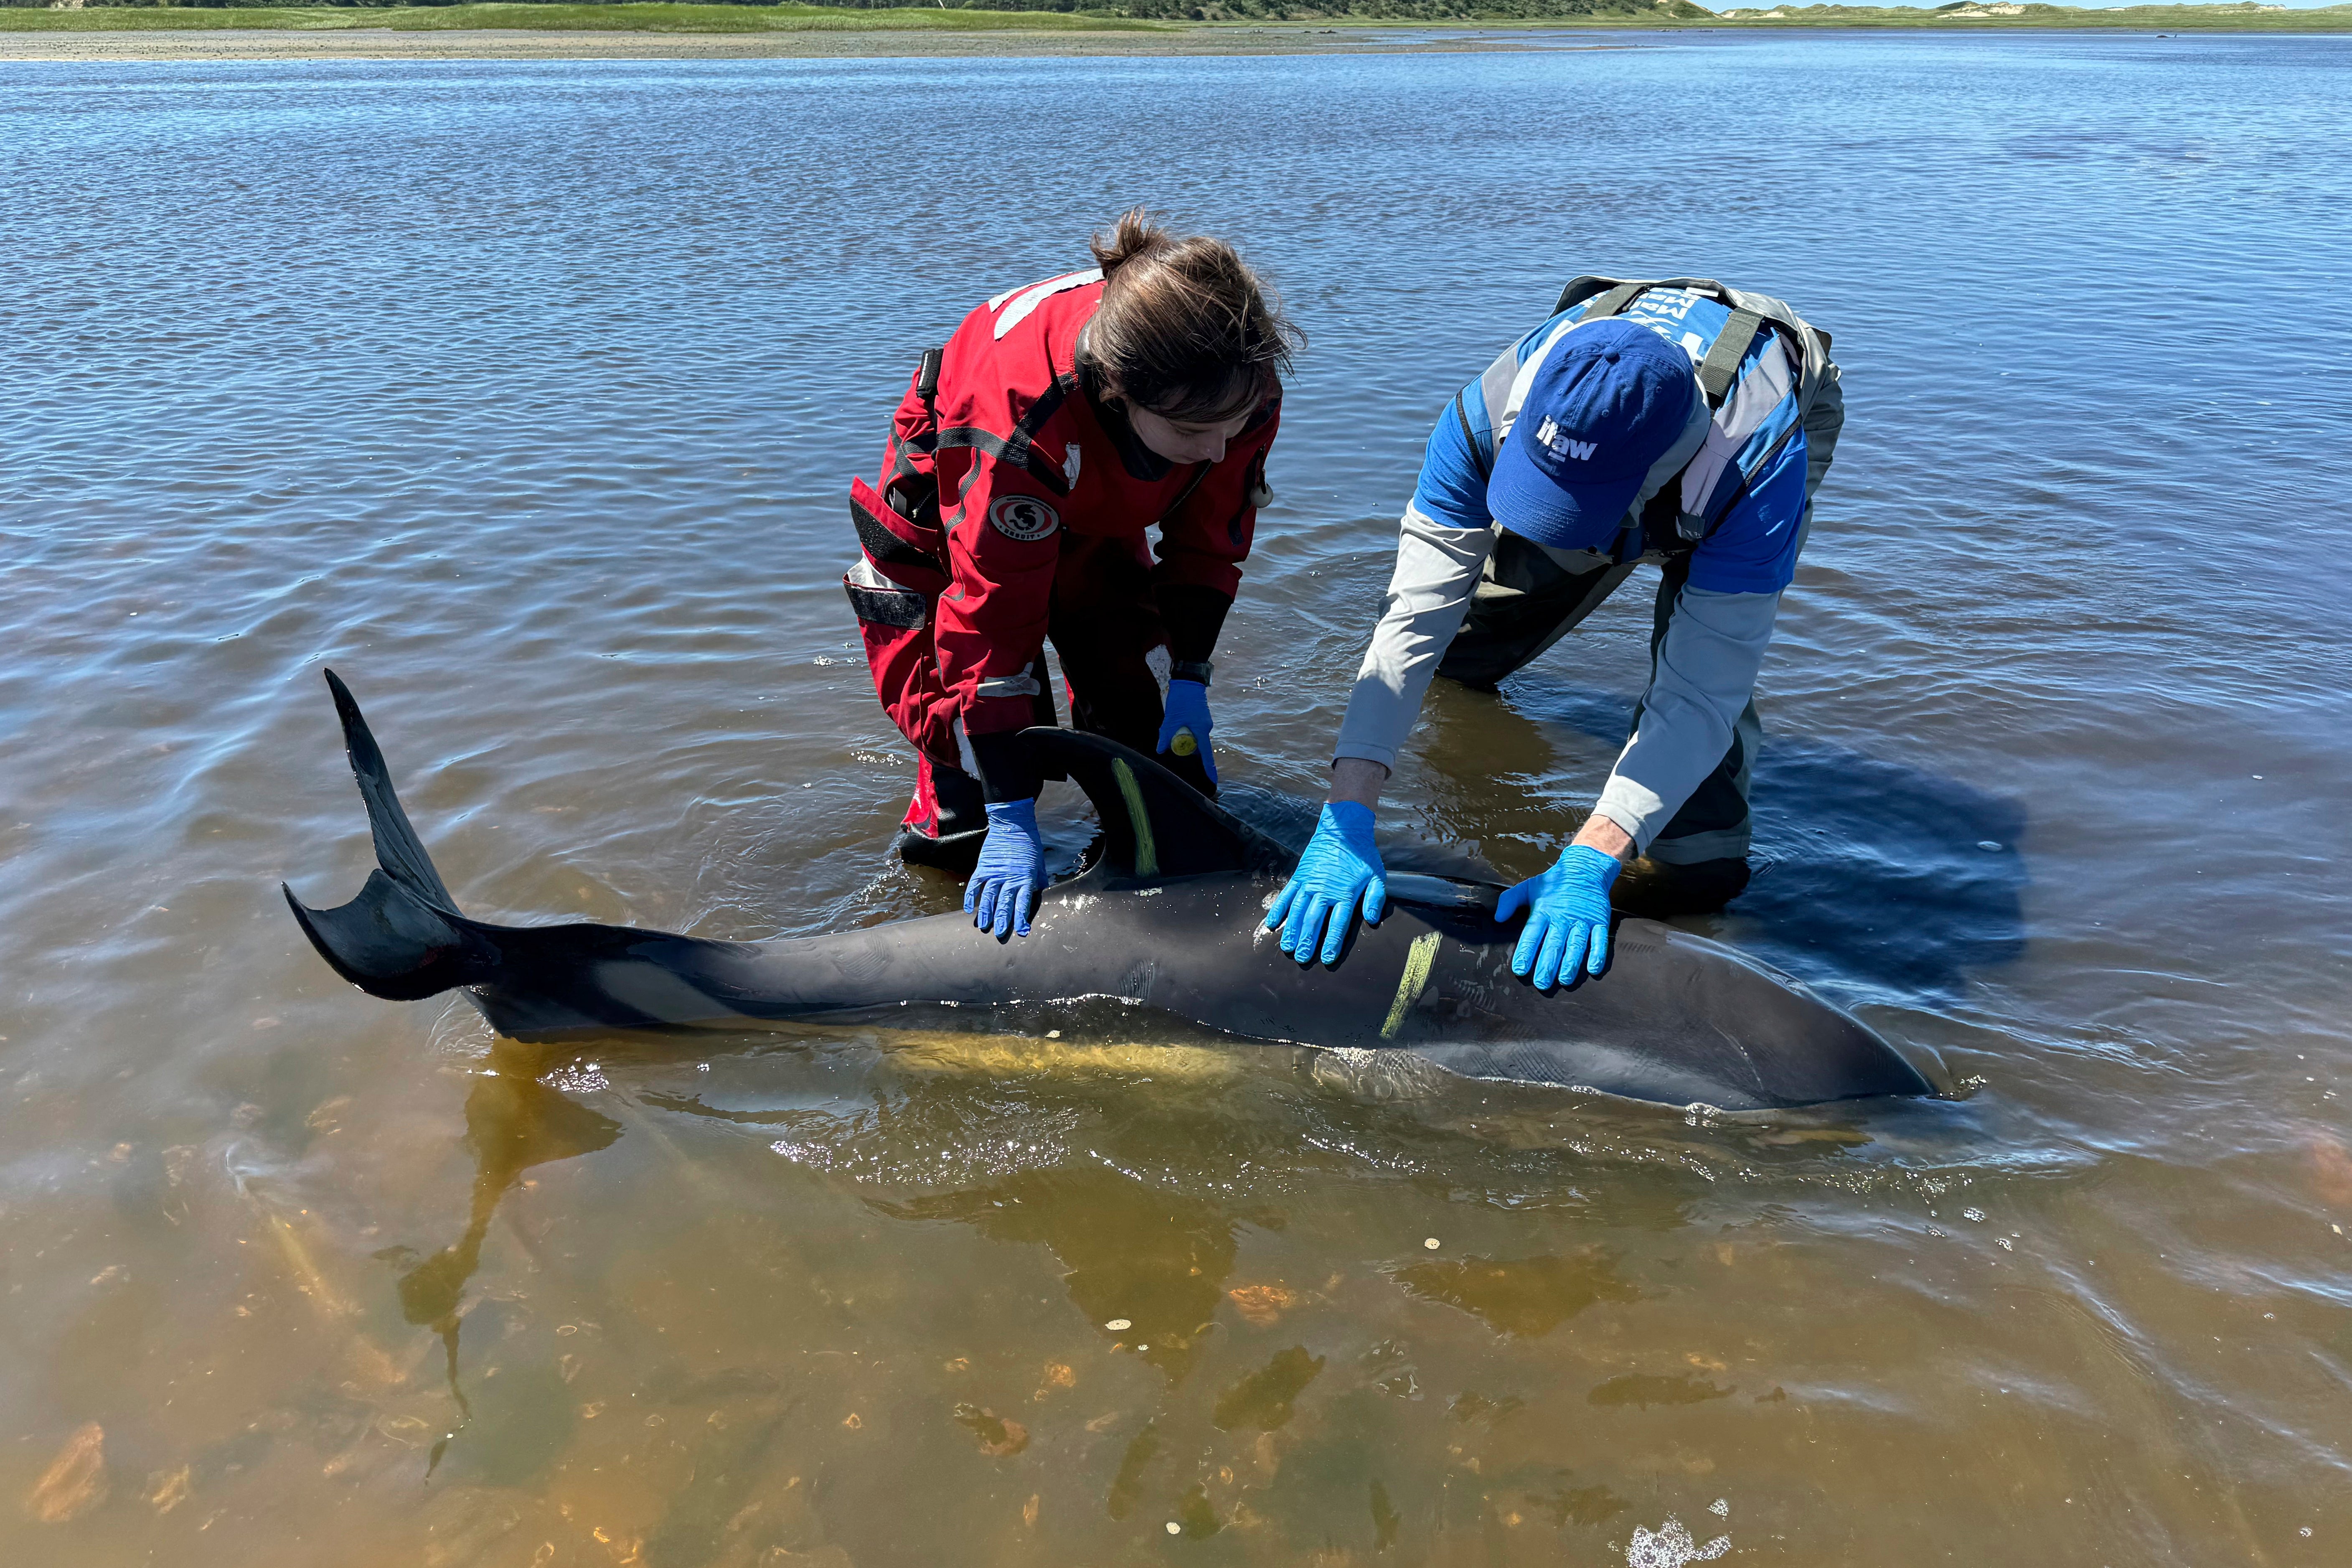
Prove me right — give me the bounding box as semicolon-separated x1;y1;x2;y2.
1079;208;1301;424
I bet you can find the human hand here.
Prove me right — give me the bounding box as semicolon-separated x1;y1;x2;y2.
966;799;1044;939
1496;844;1621;989
1155;679;1217;788
1264;802;1386;966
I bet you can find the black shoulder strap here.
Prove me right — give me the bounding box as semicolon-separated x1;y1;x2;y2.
1554;275;1646;317
916;347;942;421
1573;282;1645;322
1696;309;1765;407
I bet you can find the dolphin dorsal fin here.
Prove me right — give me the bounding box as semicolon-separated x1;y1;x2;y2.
1021;728;1289;881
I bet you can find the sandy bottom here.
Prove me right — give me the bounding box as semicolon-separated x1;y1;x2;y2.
0;25;1557;62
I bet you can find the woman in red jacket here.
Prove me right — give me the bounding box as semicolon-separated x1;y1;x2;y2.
844;211;1296;939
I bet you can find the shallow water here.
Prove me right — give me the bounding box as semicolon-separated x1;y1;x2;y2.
4;33;2350;1567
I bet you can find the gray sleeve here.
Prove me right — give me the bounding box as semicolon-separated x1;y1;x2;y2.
1331;504;1497;771
1591;585;1779;851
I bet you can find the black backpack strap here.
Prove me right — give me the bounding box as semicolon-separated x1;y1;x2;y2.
916;346;943;422
1554;274;1644;316
1573;282;1646;322
1696;310;1765;407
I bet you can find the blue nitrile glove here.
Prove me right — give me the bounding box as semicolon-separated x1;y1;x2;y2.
966;799;1044;939
1155;679;1217;787
1264;801;1387;966
1496;844;1622;989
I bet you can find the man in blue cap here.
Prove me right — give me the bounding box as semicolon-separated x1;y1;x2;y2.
1264;276;1845;989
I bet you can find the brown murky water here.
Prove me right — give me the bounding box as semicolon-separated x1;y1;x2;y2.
4;36;2350;1568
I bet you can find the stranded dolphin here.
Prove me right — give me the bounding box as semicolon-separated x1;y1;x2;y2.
283;671;1933;1111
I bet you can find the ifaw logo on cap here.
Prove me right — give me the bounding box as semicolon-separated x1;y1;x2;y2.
1534;417;1597;462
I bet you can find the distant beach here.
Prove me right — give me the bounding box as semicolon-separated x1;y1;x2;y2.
0;28;1537;61
4;3;2345;64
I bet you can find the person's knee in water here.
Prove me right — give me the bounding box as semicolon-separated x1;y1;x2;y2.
841;209;1300;936
1264;275;1844;971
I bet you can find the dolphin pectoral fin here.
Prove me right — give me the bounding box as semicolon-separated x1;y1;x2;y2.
1020;729;1290;881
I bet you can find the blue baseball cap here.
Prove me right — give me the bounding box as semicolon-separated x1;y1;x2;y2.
1486;319;1701;552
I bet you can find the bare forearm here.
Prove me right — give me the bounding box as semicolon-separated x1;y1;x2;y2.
1327;757;1387;811
1572;813;1635;866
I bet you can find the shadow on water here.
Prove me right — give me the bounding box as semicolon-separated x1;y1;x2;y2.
871;1167;1273;1386
378;1070;621;1476
381;1034;1941;1550
1417;676;2030;999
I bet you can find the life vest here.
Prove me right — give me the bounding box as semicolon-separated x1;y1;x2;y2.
845;270;1278;739
1455;275;1834;557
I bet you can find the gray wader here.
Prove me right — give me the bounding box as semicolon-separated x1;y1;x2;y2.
1436;349;1845;889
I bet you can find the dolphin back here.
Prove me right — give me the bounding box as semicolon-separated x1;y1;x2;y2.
1023;727;1292;880
280;675;1935;1111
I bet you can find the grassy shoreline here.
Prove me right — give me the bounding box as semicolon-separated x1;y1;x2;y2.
1;1;2346;34
0;4;1163;31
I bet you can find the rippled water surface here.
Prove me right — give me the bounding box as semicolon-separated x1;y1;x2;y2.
5;33;2351;1566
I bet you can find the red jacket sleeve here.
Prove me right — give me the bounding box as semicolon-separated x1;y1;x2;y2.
932;455;1066;741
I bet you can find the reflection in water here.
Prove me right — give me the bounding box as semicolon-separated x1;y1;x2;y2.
386;1070;620;1474
1104;1419;1161;1524
1420;677;2030;995
639;1406;798;1568
1393;1247;1642;1338
1210;1345;1326;1431
871;1166;1257;1385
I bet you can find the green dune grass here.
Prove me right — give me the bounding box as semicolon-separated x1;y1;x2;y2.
0;4;1162;33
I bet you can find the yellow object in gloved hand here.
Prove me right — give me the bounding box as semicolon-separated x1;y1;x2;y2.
1154;679;1215;785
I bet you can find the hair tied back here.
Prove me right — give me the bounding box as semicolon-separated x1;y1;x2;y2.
1080;207;1301;423
1090;209;1176;277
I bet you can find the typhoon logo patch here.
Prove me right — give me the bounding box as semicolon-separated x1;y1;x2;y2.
987;494;1062;543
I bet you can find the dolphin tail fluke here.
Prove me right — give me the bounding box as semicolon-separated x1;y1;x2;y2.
286;671;496;1001
1023;728;1292;880
284;871;493;1001
323;667;461;915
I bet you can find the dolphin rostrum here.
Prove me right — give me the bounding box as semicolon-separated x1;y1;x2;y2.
284;672;1934;1111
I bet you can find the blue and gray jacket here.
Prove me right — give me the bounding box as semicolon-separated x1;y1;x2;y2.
1333;276;1845;856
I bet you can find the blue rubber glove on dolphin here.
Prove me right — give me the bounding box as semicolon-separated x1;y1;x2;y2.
1264;801;1386;965
1496;844;1621;989
966;799;1044;939
1155;679;1217;787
